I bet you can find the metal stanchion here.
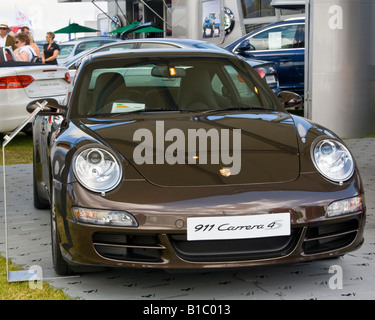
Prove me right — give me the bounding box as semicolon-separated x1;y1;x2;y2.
2;101;47;282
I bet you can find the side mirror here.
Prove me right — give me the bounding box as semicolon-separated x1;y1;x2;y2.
236;39;250;52
74;59;82;70
26;98;66;116
278;91;303;109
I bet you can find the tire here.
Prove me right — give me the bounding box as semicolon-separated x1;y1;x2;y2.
51;202;73;275
33;152;50;209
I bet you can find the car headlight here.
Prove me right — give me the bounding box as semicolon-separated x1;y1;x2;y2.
73;207;138;227
326;196;363;218
73;147;122;193
312;139;354;183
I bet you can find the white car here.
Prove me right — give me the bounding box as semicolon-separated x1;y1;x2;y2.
0;49;71;133
57;37;120;64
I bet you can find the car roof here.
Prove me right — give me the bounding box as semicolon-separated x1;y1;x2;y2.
96;37;226;50
58;37;119;45
248;17;305;35
65;38;274;70
117;37;217;45
81;47;237;65
63;38;229;67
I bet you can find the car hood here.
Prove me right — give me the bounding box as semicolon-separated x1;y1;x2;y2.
80;111;300;187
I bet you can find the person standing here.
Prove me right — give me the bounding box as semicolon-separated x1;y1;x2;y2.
14;33;37;62
21;26;30;34
27;32;41;57
0;22;16;50
42;31;59;65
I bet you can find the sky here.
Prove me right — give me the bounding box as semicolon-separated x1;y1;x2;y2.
0;0;107;42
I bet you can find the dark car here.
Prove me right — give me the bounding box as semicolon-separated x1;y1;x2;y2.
64;38;280;94
28;48;365;275
226;18;305;96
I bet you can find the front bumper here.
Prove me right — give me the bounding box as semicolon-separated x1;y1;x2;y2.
63;213;364;270
55;172;366;270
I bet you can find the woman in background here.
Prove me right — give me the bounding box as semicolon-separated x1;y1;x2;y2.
42;31;59;65
27;32;41;57
14;32;37;62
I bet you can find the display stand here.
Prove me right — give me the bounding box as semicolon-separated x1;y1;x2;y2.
2;101;47;282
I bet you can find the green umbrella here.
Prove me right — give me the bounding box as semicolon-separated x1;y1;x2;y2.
108;21;140;34
54;23;99;38
131;26;164;34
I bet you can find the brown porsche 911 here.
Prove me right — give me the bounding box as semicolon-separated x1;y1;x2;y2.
28;48;365;275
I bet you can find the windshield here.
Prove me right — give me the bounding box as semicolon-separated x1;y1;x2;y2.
58;44;75;59
64;48;94;68
65;43;136;69
71;56;280;117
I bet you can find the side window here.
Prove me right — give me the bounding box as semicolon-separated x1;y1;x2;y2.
212;65;261;107
294;24;305;48
249;24;299;51
96;43;135;53
76;41;101;55
211;73;225;97
58;45;74;58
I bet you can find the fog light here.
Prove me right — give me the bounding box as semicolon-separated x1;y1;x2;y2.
73;207;138;227
326;196;363;217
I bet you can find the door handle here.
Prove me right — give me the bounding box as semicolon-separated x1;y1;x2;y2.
280;58;292;63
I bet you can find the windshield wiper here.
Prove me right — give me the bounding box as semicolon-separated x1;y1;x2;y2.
131;108;199;113
114;108;178;115
93;108;178;117
176;109;201;113
203;106;269;113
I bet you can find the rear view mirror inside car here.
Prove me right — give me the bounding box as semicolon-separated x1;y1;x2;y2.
151;66;186;78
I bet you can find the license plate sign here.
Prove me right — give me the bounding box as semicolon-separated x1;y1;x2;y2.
187;213;290;241
38;80;62;90
265;75;276;84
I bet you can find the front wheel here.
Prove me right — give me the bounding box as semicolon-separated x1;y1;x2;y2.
33;150;50;209
50;193;73;275
50;187;105;275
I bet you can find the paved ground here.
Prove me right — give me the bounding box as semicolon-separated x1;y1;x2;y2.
0;137;374;300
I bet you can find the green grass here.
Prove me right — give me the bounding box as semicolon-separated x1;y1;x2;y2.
0;257;70;300
1;133;71;300
1;133;33;165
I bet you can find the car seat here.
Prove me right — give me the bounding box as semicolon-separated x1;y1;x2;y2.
93;72;140;113
177;67;218;110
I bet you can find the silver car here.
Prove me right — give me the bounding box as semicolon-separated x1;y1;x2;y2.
64;38;280;94
57;37;121;64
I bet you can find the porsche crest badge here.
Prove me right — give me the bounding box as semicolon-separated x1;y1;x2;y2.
220;168;231;177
